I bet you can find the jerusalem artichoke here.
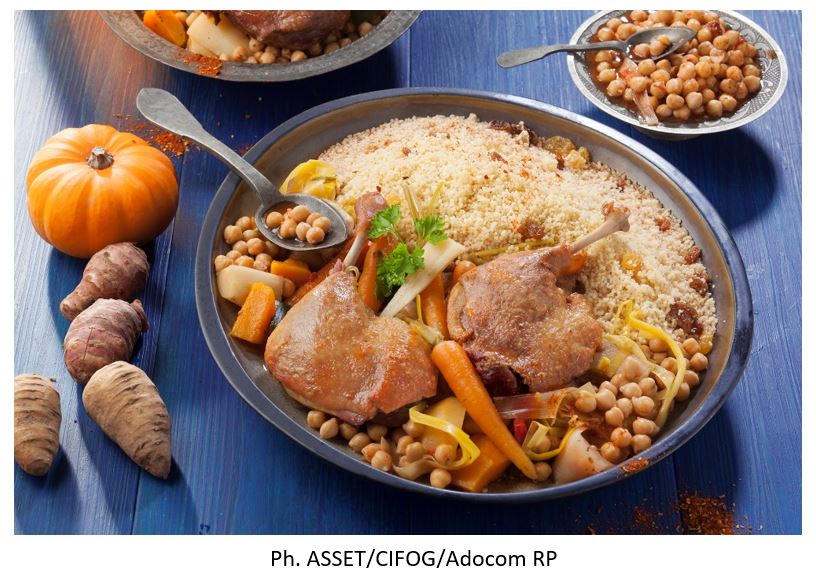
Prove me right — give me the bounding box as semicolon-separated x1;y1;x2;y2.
64;298;148;384
60;242;149;320
14;374;61;476
83;361;172;478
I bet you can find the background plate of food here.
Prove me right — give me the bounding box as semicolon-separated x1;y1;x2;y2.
100;10;419;82
194;88;752;501
567;10;788;139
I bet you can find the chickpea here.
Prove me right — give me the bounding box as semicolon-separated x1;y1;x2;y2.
430;468;452;488
629;75;650;94
735;81;749;100
743;64;761;78
661;357;678;373
611;427;632;448
637;59;657;76
371;450;392;471
600;442;622;463
529;433;551;454
253;259;270;272
361;443;380;462
725;30;740;49
597;27;616;42
289;205;311;223
695;60;713;79
605;406;624;427
599;380;618;395
535;462;552;482
596;388;617;411
689;352;709;371
726;50;744;67
677;62;696;81
319;417;339;439
632;434;652;453
597;69;617;83
633;396;656;417
606;17;622;31
246;237;264;256
651;69;671;83
242;229;260;242
623;356;649;381
606;79;626;97
337;422;357;441
630;10;648;22
345;432;370;453
616;397;634;418
265;211;284;229
648;41;666;58
726;66;743;83
289;50;307;62
306;226;326;244
434;444;456;466
259;51;276;64
307;409;328;427
652;351;667;364
358;21;374;36
665;78;683;95
367;423;388;442
396;435;414;455
654;10;674;25
656;58;672;71
744;75;761;93
697;27;713;43
236;255;254;268
706;99;723;117
595;50;613;63
304;212;321;226
720;94;738;112
574;390;597;413
295;222;311;242
655;104;673;119
684;370;700;387
675;382;691;402
223;225;242;244
236;216;252;231
620;382;642;399
701;88;716;103
405;441;425;463
213;255;232;272
686;18;702;32
633;417;658;436
281;278;295;298
686;91;704;110
639;377;658;397
403;419;423;438
279;218;297;239
683;78;700;95
324;41;340;54
313;217;331;232
611;373;629;389
232;240;249;255
264;241;280;257
632;43;650;59
226;249;242;261
712;34;729;50
666;94;687;114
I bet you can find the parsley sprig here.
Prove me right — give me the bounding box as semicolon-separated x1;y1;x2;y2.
367;204;449;298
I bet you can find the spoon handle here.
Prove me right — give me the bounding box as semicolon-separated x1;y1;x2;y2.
136;88;279;205
497;40;624;68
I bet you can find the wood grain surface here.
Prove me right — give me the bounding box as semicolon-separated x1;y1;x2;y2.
14;10;802;534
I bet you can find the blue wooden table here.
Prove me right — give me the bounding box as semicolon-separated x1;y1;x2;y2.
14;11;802;535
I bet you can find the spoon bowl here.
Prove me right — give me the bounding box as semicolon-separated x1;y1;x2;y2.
136;88;350;251
497;26;696;68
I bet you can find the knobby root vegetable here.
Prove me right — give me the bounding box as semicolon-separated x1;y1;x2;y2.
83;361;172;478
14;374;61;476
60;243;149;320
64;298;148;384
431;341;538;480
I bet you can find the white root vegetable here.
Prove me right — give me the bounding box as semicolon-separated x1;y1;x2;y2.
552;426;613;484
380;238;467;318
217;265;285;305
187;38;217;57
14;374;61;476
186;12;250;58
83;362;172;479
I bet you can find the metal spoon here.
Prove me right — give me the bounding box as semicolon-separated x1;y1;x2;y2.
136;88;349;252
497;26;696;69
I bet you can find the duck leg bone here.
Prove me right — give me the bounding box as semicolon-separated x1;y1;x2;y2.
569;202;631;254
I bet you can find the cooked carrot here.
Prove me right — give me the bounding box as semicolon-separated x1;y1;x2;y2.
430;341;537;480
419;273;448;338
450;434;510;493
358;236;393;311
289;236;356;304
561;250;588;276
451;260;476;287
270;259;312;287
143;10;187;47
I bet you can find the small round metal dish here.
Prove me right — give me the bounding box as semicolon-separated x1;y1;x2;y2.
567;10;788;140
194;88;753;502
100;11;420;82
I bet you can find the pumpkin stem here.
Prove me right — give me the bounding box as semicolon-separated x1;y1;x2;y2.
87;146;114;170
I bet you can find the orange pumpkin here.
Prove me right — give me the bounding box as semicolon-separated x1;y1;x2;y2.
26;124;179;258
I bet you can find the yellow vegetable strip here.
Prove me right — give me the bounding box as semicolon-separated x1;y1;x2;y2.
523;421;577;461
408;404;480;469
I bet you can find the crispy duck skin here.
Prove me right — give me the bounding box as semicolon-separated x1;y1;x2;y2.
223;10;351;50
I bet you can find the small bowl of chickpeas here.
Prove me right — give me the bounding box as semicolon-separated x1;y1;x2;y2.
567;10;788;139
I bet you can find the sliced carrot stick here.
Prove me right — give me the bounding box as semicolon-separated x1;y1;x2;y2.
419;273;448;338
430;341;537;480
358;236;393;311
451;260;476;287
288;236;356;304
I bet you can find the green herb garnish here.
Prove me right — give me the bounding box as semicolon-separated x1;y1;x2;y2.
367;204;401;239
414;215;448;246
376;242;425;298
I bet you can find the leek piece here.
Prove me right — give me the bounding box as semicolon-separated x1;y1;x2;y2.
407;404;480;469
380;238;467;318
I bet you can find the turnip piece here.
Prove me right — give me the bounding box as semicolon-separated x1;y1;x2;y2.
186;12;249;58
83;361;171;479
380;238;467;318
217;264;285;305
187;38;216;57
552;426;613;484
14;374;61;476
